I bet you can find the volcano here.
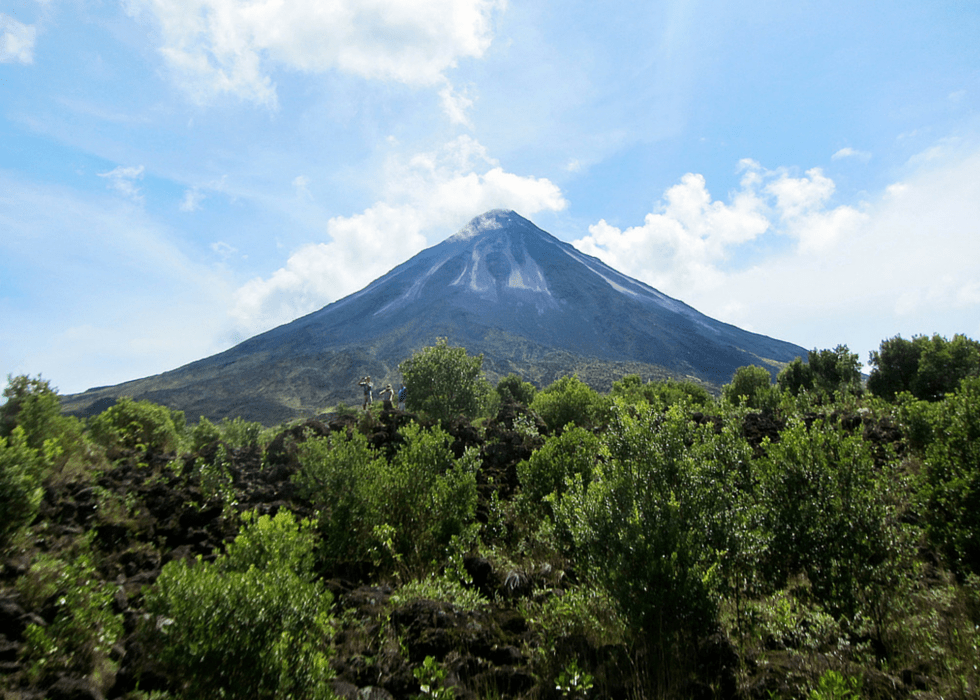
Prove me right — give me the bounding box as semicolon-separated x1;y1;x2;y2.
62;210;806;424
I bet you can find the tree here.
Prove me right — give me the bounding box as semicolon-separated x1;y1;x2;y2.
496;373;537;406
1;375;65;449
146;511;335;699
399;338;493;423
0;427;44;545
867;335;925;401
808;345;862;396
912;334;980;402
777;346;862;398
868;334;980;402
88;397;185;455
723;365;777;410
530;374;609;433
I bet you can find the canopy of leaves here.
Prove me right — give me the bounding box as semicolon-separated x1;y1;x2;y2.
778;345;863;399
146;511;335;700
868;333;980;401
530;374;610;433
722;365;777;410
399;338;493;423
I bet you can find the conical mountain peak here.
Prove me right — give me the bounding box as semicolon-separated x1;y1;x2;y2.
62;210;806;425
447;209;528;243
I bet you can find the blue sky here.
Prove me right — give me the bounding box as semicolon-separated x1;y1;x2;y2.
2;0;979;394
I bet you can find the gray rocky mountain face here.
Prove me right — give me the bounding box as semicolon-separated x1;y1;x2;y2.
62;210;806;424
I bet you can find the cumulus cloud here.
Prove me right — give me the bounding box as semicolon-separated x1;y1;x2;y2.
574;145;980;363
231;136;566;335
572;162;866;298
0;14;36;64
98;165;146;203
126;0;505;110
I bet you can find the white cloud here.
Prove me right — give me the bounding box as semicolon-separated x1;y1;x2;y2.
0;14;36;64
831;147;871;162
574;144;980;367
180;187;205;211
98;165;146;203
439;82;475;127
571;163;866;297
292;175;311;199
126;0;505;109
231;136;566;335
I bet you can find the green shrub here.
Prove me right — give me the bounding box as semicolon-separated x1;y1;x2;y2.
723;365;778;410
295;423;479;573
219;416;264;448
552;404;727;654
190;416;221;452
517;426;601;514
19;547;124;691
89;397;184;455
496;373;538;406
399;338;493;423
530;375;609;433
755;418;898;615
145;510;335;700
919;376;980;576
390;573;488;613
0;426;44;545
1;375;92;479
1;375;63;448
610;375;713;409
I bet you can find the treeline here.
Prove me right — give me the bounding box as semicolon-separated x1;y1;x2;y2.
0;333;978;700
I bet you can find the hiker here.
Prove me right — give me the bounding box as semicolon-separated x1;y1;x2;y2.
398;383;407;411
379;383;394;410
358;376;373;410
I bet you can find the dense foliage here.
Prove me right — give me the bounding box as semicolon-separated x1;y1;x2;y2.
398;337;493;423
1;332;979;700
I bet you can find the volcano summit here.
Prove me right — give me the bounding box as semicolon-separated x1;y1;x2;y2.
63;210;806;424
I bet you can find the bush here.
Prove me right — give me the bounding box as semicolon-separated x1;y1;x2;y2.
190;416;221;452
145;511;335;700
919;376;980;576
1;375;63;448
295;424;479;573
610;375;713;409
399;338;493;423
530;375;609;433
723;365;778;410
0;427;44;545
19;546;124;691
496;373;538;406
517;426;601;514
552;404;728;661
89;397;185;455
755;418;898;615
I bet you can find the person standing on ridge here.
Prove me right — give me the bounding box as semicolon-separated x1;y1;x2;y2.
358;376;373;411
379;383;394;410
398;383;407;411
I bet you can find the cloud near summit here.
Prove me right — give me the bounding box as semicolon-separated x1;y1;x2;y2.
231;136;566;336
127;0;506;106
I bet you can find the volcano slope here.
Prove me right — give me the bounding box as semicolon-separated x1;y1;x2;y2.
61;210;806;424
